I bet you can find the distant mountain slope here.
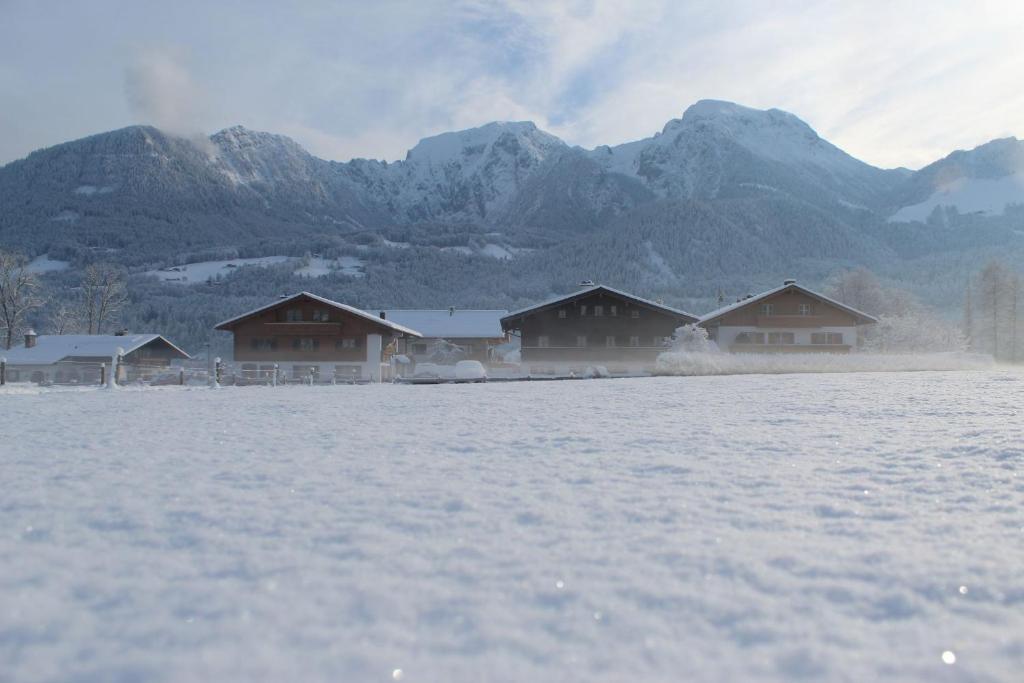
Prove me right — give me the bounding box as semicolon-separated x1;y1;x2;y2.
591;100;903;212
889;137;1024;221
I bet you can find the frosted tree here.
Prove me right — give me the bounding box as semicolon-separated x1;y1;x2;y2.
0;251;44;350
973;260;1016;360
827;266;964;353
81;263;130;334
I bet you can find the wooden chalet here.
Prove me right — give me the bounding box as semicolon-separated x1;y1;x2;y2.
500;284;698;373
214;292;421;382
698;280;878;353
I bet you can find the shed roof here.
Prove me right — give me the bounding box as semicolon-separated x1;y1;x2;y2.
380;310;507;339
214;292;422;337
2;334;190;365
698;282;879;326
501;285;698;328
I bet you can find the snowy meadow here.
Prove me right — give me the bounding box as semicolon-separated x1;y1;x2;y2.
2;372;1024;682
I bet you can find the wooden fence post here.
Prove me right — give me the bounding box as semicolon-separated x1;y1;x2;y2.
1;358;6;386
179;368;185;386
99;363;106;386
214;357;223;386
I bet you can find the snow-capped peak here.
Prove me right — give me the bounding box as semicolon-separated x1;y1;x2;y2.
405;121;566;167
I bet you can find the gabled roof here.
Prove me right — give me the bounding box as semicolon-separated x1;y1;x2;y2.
2;334;190;365
380;310;507;339
698;282;879;325
501;285;698;328
214;292;422;337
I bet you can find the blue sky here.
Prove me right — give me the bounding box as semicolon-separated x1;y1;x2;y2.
1;0;1023;168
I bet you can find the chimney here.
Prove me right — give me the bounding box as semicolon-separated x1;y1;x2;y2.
115;328;128;336
784;279;796;286
24;329;37;348
379;311;386;320
578;279;596;288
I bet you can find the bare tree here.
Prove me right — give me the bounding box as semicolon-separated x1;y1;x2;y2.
0;251;44;350
49;299;83;335
81;263;129;334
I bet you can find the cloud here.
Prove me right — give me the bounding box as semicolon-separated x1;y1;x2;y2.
123;48;208;136
2;0;1023;168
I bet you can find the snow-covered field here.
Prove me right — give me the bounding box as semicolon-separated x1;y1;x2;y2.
2;371;1024;682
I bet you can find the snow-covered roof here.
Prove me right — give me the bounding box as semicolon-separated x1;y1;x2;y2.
380;310;507;339
214;292;422;337
698;282;879;325
502;285;698;326
1;334;190;365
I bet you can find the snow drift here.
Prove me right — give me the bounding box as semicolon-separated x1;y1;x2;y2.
655;351;994;376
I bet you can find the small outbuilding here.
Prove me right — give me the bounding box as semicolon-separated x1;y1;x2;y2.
380;309;508;365
1;330;190;384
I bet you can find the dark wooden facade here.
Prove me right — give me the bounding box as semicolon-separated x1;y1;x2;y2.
501;286;698;366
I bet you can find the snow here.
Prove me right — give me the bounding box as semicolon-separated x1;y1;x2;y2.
144;256;291;284
25;254;70;274
890;173;1024;222
3;372;1024;682
381;310;506;339
656;351;994;375
294;256;365;279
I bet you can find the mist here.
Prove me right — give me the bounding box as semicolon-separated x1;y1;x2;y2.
123;49;208;138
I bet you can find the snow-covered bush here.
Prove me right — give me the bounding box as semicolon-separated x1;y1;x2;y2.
666;324;718;353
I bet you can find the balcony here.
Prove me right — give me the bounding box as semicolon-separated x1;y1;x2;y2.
754;315;823;328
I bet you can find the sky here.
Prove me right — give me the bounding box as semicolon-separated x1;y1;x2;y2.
1;0;1023;170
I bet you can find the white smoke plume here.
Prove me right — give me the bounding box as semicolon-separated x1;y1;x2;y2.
124;49;208;137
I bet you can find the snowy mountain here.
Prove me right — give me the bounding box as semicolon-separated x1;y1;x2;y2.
2;101;1024;352
591;100;902;212
889;137;1024;222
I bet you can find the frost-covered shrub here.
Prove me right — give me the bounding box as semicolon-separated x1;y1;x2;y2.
667;324;718;353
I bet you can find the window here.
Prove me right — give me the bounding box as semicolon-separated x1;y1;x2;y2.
759;303;774;316
336;338;358;350
798;303;813;316
653;336;666;347
735;332;766;344
558;309;567;319
631;310;640;319
250;338;276;351
629;336;640;347
576;335;587;348
811;332;844;345
610;305;618;317
537;336;550;348
605;335;616;347
293;338;319;351
293;365;320;380
594;305;604;317
412;343;427;354
286;308;303;322
311;309;330;322
768;332;795;345
579;305;587;316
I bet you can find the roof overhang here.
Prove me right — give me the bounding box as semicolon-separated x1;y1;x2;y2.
501;285;698;331
215;292;422;337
